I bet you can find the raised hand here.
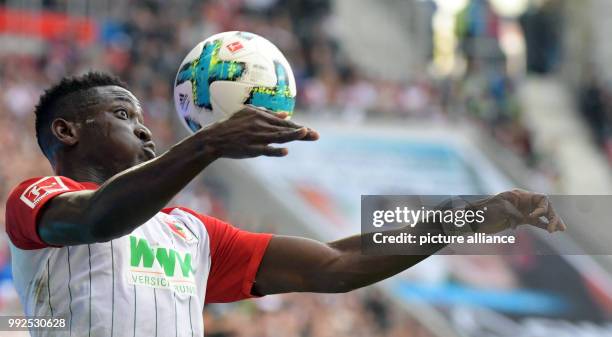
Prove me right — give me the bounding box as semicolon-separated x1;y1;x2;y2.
472;189;567;234
196;106;319;159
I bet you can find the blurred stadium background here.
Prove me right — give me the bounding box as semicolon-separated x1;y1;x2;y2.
1;0;612;336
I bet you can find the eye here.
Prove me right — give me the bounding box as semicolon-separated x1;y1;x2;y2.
115;109;129;120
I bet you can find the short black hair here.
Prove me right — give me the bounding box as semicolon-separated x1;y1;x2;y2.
34;71;128;161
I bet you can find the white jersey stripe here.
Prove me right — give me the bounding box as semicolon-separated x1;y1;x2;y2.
132;285;137;337
46;259;53;316
173;293;178;337
67;247;73;336
109;240;115;337
87;244;92;337
169;228;177;337
188;297;194;337
153;288;158;337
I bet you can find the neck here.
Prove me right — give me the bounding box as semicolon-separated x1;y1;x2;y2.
53;155;114;185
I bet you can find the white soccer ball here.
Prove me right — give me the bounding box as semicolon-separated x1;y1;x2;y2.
173;31;297;133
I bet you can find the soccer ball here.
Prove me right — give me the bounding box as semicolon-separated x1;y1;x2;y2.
173;31;297;133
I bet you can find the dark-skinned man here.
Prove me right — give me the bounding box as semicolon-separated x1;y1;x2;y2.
5;72;566;337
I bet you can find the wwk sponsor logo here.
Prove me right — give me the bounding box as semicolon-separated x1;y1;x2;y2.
128;236;197;296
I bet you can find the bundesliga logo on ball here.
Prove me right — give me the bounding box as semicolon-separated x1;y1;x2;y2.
173;31;297;133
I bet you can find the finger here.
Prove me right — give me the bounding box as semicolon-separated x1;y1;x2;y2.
525;213;550;231
235;105;288;120
534;217;551;231
299;128;320;141
260;125;319;141
254;128;309;144
235;105;262;117
244;104;273;114
251;123;299;133
528;212;564;233
245;104;292;119
248;145;288;157
275;112;289;119
546;204;567;232
529;196;549;219
258;110;302;128
557;214;568;231
547;215;561;233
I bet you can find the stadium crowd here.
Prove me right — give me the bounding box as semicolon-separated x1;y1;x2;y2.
578;70;612;165
0;0;550;212
204;290;436;337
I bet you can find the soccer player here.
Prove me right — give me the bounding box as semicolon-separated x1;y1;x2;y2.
5;72;565;337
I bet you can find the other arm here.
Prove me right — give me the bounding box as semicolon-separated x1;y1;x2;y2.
252;190;566;295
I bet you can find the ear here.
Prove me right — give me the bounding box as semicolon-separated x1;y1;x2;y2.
51;118;79;146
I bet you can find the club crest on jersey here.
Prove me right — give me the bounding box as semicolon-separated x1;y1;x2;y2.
163;216;197;243
20;176;69;209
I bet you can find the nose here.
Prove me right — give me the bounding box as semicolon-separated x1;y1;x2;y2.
134;125;152;142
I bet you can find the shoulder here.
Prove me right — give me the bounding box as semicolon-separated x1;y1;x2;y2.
162;206;216;226
161;206;225;238
5;176;97;250
160;206;272;255
6;176;85;209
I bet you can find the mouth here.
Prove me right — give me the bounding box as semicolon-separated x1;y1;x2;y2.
143;142;156;159
143;148;156;159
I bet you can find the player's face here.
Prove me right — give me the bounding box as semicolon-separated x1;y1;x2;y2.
78;86;156;172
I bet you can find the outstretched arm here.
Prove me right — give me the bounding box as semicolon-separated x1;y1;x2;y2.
252;190;566;295
252;234;432;295
38;108;318;246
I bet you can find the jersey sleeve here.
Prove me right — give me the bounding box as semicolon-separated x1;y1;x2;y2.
5;176;95;250
170;207;273;303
